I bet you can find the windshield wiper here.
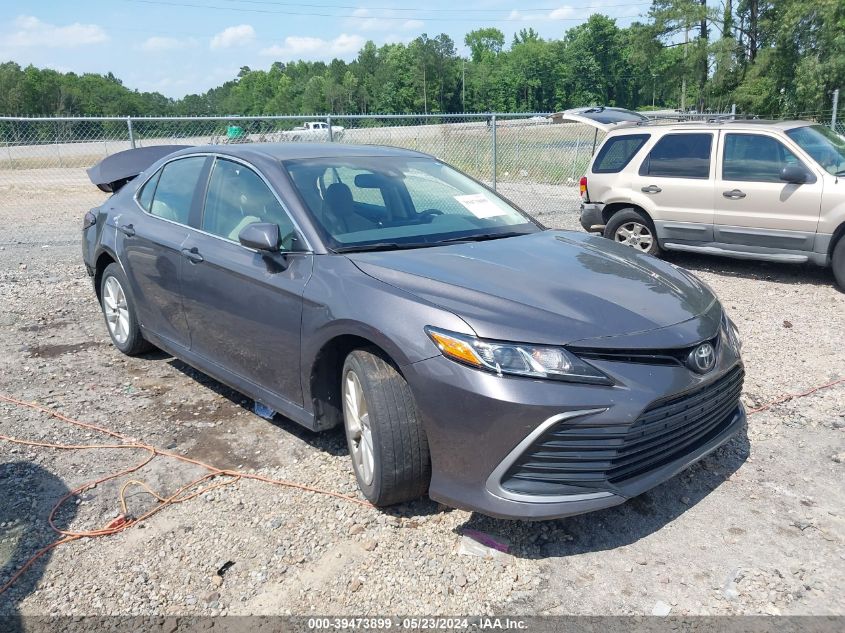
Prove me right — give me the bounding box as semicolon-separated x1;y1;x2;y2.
332;242;428;253
435;231;531;244
333;231;531;253
835;170;845;177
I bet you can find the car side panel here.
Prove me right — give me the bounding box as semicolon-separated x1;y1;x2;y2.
299;255;473;414
115;205;192;348
180;237;313;407
713;130;824;240
630;132;717;242
817;191;845;242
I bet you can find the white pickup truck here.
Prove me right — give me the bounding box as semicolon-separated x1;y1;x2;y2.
280;121;345;141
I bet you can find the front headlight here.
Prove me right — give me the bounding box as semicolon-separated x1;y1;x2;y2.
722;311;742;354
425;327;612;385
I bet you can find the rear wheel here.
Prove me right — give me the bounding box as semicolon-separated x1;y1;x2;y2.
832;236;845;290
100;263;152;356
341;348;430;506
604;208;660;256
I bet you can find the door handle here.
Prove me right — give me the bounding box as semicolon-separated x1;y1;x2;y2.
723;189;747;199
181;247;204;263
118;223;135;236
641;185;662;193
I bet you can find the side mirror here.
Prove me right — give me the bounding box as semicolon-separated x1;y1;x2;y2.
238;222;281;251
780;164;810;184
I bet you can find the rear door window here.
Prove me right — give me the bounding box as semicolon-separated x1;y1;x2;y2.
639;133;713;179
723;133;803;182
592;134;650;173
136;170;160;212
148;157;207;224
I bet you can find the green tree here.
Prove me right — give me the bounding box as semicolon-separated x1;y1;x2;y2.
464;28;505;63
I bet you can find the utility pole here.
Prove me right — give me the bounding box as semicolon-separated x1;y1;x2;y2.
422;65;427;115
652;73;657;108
832;89;840;131
462;60;466;112
681;26;688;111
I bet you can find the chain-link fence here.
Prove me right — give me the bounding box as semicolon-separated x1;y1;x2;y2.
0;112;840;223
0;113;599;222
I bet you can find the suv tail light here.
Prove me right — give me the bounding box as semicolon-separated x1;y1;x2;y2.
579;176;588;201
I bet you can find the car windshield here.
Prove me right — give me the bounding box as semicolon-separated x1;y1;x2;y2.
282;156;539;251
785;124;845;176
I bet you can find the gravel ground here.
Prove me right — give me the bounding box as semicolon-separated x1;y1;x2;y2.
0;190;843;618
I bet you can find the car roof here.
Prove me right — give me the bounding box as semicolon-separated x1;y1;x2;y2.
607;119;815;136
170;142;432;161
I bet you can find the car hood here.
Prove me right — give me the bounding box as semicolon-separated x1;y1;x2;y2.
347;230;721;348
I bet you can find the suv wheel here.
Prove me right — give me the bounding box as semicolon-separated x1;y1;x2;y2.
604;208;660;256
100;263;152;356
341;348;430;506
832;237;845;290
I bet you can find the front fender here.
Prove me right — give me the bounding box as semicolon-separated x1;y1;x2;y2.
300;255;472;409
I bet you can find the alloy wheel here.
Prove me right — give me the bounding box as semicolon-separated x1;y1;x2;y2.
343;370;375;486
103;276;130;345
614;221;654;252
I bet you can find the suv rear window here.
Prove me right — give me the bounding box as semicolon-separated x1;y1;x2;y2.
592;134;650;173
639;133;713;179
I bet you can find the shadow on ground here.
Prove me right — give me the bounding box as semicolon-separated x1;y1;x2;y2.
0;461;77;624
662;251;837;289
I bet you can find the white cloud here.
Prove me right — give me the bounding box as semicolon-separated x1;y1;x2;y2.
508;3;641;23
210;24;255;49
260;33;366;59
1;15;108;48
344;9;423;33
347;8;390;31
401;19;424;31
549;7;576;20
140;36;190;52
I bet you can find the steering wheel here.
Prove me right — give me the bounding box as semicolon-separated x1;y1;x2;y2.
417;208;444;223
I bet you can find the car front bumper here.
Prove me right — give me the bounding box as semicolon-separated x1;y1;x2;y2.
404;350;745;520
580;202;605;232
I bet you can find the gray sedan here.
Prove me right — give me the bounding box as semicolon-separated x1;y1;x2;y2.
82;143;745;520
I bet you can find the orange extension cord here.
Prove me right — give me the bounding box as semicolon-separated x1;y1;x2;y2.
0;392;370;596
1;376;843;596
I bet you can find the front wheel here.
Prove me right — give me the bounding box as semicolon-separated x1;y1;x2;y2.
604;208;661;256
832;237;845;291
341;349;430;506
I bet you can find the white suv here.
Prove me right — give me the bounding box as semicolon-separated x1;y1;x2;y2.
557;107;845;289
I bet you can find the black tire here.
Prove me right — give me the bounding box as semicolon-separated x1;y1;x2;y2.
833;237;845;291
341;348;430;506
99;263;152;356
603;207;661;257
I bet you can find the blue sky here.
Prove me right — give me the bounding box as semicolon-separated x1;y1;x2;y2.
0;1;649;98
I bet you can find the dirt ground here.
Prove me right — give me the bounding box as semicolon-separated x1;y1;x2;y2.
0;190;843;617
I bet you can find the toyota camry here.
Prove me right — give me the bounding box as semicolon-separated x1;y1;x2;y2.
82;143;745;520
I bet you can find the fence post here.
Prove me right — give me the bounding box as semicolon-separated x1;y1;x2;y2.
832;89;840;131
491;114;497;191
327;115;333;142
571;139;581;181
731;103;736;120
127;116;136;149
55;122;63;168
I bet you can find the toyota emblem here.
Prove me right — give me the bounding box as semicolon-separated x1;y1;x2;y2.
688;342;716;374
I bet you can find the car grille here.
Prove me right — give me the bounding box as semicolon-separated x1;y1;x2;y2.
501;365;744;496
573;335;720;368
